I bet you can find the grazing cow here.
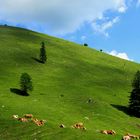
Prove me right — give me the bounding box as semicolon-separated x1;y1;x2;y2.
24;114;33;118
59;124;65;128
12;115;19;119
18;117;28;122
101;130;116;135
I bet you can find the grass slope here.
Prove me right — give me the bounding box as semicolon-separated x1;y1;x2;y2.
0;25;140;140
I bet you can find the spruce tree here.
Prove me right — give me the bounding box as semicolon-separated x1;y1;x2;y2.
40;42;47;63
129;70;140;117
20;73;33;94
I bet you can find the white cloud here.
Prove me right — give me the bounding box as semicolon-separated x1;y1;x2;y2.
92;17;120;37
108;50;133;61
0;0;127;35
118;6;126;12
137;0;140;6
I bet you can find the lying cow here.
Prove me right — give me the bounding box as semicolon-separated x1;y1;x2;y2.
32;118;45;126
123;133;140;139
36;120;44;126
18;117;28;122
24;114;33;119
73;122;84;129
122;135;131;140
101;130;116;135
72;122;86;130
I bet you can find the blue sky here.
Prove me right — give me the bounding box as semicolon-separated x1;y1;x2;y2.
0;0;140;62
62;1;140;62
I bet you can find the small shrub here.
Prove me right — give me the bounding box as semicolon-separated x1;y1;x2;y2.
84;43;88;46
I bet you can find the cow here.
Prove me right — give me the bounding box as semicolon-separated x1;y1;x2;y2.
122;135;131;140
32;118;44;126
73;122;84;129
126;133;139;139
24;114;33;119
36;120;44;126
101;130;116;135
18;117;28;122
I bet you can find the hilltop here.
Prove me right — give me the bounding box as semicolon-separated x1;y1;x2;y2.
0;25;140;140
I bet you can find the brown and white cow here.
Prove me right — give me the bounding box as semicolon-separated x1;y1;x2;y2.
18;117;28;122
122;135;131;140
101;130;116;135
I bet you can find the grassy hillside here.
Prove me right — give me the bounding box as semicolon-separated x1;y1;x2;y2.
0;25;140;140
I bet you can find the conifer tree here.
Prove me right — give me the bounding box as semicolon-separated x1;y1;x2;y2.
129;70;140;117
40;42;47;63
20;73;33;94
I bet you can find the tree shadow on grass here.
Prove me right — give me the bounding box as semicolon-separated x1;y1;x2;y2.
10;88;29;96
31;57;43;64
111;104;131;116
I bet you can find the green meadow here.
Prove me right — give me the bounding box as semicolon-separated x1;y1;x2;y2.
0;25;140;140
